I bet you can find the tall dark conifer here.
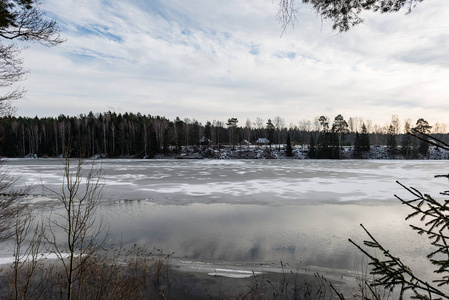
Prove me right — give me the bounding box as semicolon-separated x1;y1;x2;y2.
353;131;361;158
360;124;370;153
308;134;317;159
386;125;397;156
286;133;293;157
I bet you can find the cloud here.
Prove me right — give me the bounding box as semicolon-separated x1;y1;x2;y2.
12;0;449;128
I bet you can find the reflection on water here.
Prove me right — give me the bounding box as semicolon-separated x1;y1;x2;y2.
98;200;433;276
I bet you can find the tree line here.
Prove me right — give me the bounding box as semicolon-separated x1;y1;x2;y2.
0;112;447;159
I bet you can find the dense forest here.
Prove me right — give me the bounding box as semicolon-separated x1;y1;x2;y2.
0;112;447;159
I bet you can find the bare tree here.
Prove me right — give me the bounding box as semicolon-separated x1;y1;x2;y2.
274;116;285;146
364;119;373;134
44;154;107;300
0;3;63;246
347;117;355;133
254;117;264;130
0;1;63;110
244;118;252;142
390;114;401;135
0;159;24;241
9;208;48;300
298;119;310;147
433;122;448;134
0;43;25;109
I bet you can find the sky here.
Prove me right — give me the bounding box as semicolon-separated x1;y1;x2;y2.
9;0;449;128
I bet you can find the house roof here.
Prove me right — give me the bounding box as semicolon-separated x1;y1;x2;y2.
256;138;270;144
199;136;212;143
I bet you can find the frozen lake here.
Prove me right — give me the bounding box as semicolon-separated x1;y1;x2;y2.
5;158;449;280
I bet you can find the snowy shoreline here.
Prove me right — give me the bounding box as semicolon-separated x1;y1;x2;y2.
9;144;449;160
152;145;449;160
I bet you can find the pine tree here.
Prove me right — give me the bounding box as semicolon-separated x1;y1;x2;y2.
331;114;349;159
414;118;432;157
315;116;331;158
227;117;238;150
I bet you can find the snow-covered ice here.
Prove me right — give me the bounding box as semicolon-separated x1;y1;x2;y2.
7;158;449;205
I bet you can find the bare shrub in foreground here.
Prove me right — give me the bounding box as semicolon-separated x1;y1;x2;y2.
44;155;107;300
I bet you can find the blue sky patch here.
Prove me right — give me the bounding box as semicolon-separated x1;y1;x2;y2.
286;52;296;59
74;24;123;43
181;29;192;36
273;51;297;60
249;44;259;56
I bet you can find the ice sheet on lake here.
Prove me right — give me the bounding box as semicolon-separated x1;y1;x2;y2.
0;253;76;265
3;159;446;283
7;159;449;205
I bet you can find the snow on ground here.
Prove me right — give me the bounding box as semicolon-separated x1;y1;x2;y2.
157;145;449;160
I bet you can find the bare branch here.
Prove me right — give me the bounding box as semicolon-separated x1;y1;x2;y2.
0;4;64;46
0;158;28;241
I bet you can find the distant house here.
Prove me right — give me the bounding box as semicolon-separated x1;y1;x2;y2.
199;136;212;148
255;138;270;148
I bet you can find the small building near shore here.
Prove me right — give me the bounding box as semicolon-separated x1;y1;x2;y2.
255;138;270;148
199;136;212;149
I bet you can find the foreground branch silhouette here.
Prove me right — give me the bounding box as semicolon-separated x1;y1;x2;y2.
346;133;449;299
277;0;424;33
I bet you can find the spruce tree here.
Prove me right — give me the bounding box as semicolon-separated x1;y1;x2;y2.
148;126;159;158
353;131;361;158
401;121;413;158
286;133;293;157
317;131;331;158
360;123;370;153
386;125;397;156
266;119;275;150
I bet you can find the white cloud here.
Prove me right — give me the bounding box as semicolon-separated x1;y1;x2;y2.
11;0;449;128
